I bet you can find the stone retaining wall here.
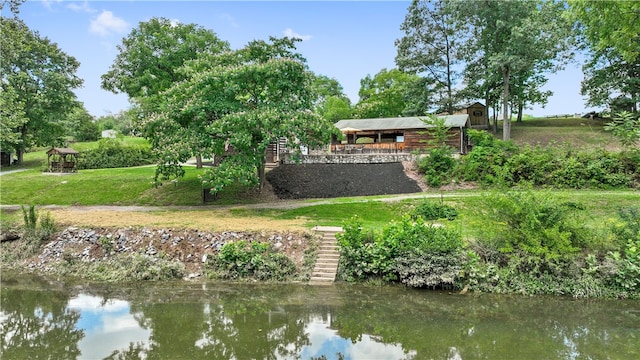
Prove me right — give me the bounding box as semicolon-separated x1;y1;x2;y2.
282;153;417;164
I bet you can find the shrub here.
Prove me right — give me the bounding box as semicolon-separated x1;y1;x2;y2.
206;240;297;281
337;216;465;287
411;200;458;221
456;136;518;186
20;205;57;254
475;190;588;259
417;147;456;187
77;138;156;169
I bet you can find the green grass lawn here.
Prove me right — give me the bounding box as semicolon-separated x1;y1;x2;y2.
505;117;621;149
0;165;206;206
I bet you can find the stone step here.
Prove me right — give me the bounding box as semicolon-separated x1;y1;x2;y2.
311;226;343;283
311;272;336;279
315;262;338;269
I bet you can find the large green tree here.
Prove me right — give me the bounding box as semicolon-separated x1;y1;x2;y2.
151;37;337;194
452;0;573;139
395;0;464;114
65;105;99;142
0;17;82;162
353;68;422;118
568;2;640;113
311;75;353;121
101;18;230;167
568;1;640;64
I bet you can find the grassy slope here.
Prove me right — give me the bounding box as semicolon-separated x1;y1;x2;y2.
507;117;622;150
0;122;636;231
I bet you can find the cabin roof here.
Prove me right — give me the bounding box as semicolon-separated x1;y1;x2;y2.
334;114;469;132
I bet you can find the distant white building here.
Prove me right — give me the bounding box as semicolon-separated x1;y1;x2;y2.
101;129;117;138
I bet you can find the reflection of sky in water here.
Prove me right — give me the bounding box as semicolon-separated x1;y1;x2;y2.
298;316;414;360
67;294;151;360
63;295;412;360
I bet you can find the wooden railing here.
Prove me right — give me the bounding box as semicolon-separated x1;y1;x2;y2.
331;143;406;154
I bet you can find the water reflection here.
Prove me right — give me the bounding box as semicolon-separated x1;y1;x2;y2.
67;295;151;359
1;274;639;360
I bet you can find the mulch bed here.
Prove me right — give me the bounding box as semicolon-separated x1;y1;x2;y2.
266;163;422;199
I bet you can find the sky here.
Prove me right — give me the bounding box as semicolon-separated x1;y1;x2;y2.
15;0;593;118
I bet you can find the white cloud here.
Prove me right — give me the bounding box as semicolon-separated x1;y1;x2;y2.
169;18;181;27
284;28;312;41
90;10;129;37
219;13;239;28
41;0;62;10
67;1;97;13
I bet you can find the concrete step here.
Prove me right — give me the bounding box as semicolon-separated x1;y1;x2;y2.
311;272;336;279
310;226;343;283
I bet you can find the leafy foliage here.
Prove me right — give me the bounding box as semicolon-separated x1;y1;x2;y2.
605;112;640;149
0;17;82;162
337;216;465;287
352;68;423;118
76;138;155;169
455;132;637;189
20;205;56;255
452;0;573;139
150;36;337;194
411;200;457;221
396;0;464;114
206;240;297;281
416;115;457;187
475;190;587;259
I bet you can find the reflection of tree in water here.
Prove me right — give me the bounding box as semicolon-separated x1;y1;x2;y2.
107;288;312;359
0;287;83;359
331;291;640;359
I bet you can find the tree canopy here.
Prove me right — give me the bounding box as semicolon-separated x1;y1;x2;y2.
353;68;423;118
568;1;640;113
451;0;572;139
148;37;337;193
396;0;464;114
0;17;82;162
101;17;230;108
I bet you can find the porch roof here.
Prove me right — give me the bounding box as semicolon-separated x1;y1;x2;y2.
334;114;469;132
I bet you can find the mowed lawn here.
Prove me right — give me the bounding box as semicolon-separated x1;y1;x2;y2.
0;166;206;206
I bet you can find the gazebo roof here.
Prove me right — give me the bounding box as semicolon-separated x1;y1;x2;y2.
46;147;78;155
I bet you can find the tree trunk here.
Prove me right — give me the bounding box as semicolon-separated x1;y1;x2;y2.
196;154;203;169
484;92;490;129
516;102;524;123
16;149;24;164
502;66;511;141
492;102;498;134
257;160;266;190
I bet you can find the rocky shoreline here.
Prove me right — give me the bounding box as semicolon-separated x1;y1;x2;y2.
12;226;314;280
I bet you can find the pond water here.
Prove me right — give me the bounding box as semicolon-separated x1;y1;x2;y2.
1;272;639;360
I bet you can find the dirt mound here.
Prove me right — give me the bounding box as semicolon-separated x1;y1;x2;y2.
266;163;422;199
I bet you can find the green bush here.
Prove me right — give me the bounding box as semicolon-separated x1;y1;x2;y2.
77;138;156;169
455;133;637;189
206;240;297;281
456;136;518;186
474;190;588;259
417;147;456;187
20;205;57;255
337;216;465;287
411;200;458;221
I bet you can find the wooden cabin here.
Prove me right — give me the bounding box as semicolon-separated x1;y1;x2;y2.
46;147;79;173
455;102;488;128
332;115;470;154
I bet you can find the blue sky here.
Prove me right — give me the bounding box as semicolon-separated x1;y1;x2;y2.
17;0;592;118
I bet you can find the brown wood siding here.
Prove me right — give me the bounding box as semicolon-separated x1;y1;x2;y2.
404;129;462;151
467;104;488;127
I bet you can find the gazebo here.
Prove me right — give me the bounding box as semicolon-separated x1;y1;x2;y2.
46;147;79;173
